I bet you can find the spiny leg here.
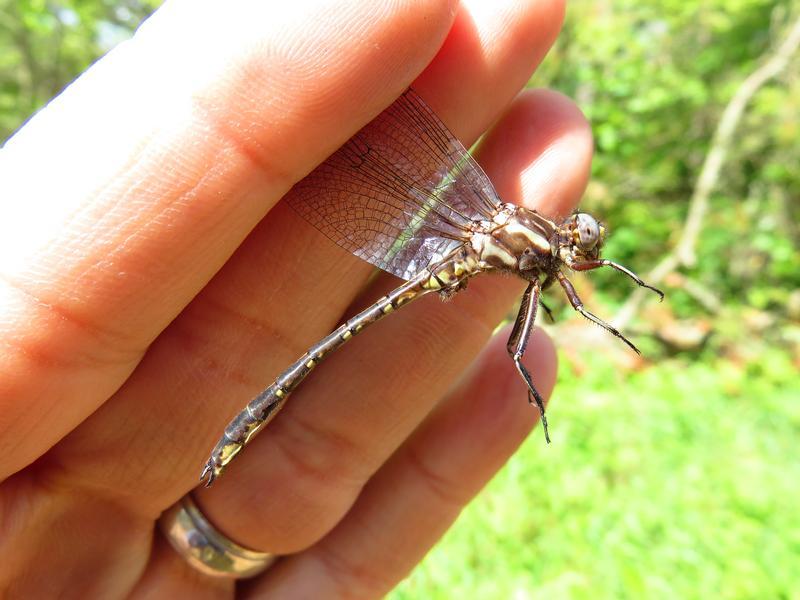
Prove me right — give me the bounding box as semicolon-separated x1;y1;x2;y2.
569;259;665;301
556;271;641;355
507;279;551;443
516;362;551;444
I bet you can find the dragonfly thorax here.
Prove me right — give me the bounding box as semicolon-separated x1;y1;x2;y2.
471;206;560;277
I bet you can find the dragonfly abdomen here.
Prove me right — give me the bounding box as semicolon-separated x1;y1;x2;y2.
201;251;479;485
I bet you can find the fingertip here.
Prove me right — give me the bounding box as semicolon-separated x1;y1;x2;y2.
476;88;594;218
416;0;567;141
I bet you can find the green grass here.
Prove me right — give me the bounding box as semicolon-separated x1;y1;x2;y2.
391;348;800;599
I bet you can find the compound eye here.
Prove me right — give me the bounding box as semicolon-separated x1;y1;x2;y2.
575;213;600;250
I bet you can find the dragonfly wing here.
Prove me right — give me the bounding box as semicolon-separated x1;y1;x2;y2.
287;89;502;281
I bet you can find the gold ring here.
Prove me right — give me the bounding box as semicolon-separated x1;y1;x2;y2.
158;494;276;578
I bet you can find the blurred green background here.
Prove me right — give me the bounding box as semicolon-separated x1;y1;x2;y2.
2;0;797;598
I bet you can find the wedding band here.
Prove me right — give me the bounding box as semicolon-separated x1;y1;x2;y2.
159;494;277;578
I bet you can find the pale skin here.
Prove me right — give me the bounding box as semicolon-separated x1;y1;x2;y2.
0;0;593;597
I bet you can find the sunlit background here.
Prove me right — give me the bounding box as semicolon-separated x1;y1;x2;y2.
2;1;798;597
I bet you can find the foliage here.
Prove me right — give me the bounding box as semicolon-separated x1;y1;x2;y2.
393;347;800;599
535;0;800;342
0;0;158;138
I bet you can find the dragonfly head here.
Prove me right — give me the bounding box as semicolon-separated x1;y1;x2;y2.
562;213;605;261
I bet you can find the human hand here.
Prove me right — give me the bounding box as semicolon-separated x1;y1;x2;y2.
0;0;591;596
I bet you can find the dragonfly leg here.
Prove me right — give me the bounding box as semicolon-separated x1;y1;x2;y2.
507;280;551;443
433;272;468;300
569;259;664;301
556;271;641;355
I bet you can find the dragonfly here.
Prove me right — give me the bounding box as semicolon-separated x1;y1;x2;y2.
201;89;663;486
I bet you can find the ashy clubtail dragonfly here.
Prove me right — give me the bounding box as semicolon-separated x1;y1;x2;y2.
201;89;662;486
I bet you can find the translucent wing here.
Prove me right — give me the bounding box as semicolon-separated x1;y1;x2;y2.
287;89;502;280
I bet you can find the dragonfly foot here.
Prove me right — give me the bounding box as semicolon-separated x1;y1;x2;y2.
528;390;551;443
200;461;218;487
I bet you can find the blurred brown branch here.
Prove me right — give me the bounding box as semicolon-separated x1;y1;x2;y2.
613;10;800;331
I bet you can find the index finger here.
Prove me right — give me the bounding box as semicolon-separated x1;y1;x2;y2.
0;0;458;480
